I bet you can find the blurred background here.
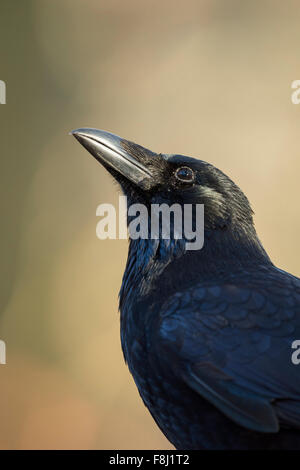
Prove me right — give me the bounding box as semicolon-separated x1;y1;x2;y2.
0;0;300;450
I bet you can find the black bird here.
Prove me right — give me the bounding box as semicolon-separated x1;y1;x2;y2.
72;128;300;450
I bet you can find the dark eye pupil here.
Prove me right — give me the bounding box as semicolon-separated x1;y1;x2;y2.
175;167;194;182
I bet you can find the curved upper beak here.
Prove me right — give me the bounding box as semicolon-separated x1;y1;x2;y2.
71;128;153;188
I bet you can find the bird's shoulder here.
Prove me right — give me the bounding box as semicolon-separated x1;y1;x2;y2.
157;264;300;335
151;265;300;433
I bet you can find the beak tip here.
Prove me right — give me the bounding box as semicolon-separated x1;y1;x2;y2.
70;129;89;145
70;127;153;185
70;128;83;138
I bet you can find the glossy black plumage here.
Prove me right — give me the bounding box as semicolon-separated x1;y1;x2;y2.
123;262;300;449
72;129;300;449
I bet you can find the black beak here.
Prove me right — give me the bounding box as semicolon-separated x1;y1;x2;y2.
71;128;153;189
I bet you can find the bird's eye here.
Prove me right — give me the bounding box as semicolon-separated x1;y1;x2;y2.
175;166;195;183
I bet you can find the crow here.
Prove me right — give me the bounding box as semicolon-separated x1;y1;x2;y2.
71;128;300;449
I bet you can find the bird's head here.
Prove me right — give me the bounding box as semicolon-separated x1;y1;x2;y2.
71;128;270;300
71;127;271;312
71;128;253;233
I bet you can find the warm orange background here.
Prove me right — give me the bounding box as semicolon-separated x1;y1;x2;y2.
0;0;300;449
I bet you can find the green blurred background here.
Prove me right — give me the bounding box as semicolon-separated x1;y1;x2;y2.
0;0;300;449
